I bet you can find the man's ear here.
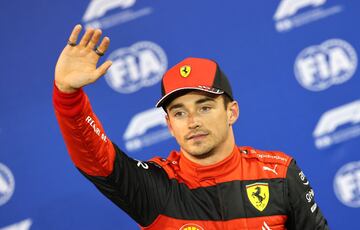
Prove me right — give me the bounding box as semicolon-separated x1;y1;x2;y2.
165;114;174;136
227;101;239;125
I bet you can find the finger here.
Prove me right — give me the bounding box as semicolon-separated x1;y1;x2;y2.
94;60;112;79
79;28;95;47
87;29;102;49
68;24;82;45
96;36;110;54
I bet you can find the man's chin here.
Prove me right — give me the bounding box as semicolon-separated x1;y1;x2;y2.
187;147;214;159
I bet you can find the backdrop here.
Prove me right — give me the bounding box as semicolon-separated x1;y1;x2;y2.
0;0;359;229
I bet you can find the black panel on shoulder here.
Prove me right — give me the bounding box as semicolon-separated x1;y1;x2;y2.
78;143;171;227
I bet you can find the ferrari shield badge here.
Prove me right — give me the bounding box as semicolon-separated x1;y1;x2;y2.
180;65;191;78
246;182;269;211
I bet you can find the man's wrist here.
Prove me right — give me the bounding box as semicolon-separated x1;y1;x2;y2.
54;81;79;94
53;82;85;117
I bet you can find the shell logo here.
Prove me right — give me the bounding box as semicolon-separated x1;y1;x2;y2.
179;223;204;230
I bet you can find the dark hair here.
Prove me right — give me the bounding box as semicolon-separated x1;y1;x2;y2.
222;94;233;109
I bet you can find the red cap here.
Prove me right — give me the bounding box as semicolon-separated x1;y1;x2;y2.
156;57;233;107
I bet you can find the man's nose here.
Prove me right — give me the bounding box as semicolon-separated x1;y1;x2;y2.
187;113;201;129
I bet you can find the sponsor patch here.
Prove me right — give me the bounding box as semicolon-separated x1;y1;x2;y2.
246;182;269;212
179;223;204;230
180;65;191;78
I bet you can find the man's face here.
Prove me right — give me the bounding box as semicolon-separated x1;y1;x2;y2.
165;91;238;158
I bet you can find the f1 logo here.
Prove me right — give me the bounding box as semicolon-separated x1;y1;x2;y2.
313;100;360;137
83;0;136;22
274;0;326;20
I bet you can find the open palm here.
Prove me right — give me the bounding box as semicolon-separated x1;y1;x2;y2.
55;25;112;93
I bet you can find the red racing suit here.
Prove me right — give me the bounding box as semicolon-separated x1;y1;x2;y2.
53;85;329;230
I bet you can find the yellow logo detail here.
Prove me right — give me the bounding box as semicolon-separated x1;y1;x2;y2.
179;224;203;230
180;65;191;78
246;182;269;212
182;227;200;230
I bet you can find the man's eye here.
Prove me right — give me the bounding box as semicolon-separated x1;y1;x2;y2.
174;111;185;117
200;106;211;112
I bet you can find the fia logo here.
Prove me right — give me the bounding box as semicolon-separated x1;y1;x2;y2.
123;108;171;151
294;39;357;91
105;41;167;94
0;163;15;206
334;161;360;208
313;100;360;149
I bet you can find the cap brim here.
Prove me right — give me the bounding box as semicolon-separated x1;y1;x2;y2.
156;86;224;108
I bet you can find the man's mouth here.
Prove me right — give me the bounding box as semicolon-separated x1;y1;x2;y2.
186;132;209;141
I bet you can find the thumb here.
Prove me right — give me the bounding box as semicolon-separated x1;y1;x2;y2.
95;60;113;79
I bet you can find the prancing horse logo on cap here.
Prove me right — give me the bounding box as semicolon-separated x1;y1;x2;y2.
180;65;191;78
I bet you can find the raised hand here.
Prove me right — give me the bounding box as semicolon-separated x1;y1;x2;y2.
55;25;112;93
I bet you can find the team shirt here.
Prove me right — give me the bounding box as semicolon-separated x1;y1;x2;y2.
53;85;329;230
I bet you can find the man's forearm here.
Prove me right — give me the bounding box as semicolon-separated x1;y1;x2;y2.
53;84;115;176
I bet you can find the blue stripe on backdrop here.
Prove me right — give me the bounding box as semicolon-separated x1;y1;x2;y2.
0;0;359;229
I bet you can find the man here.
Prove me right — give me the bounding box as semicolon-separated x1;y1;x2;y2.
53;25;329;229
